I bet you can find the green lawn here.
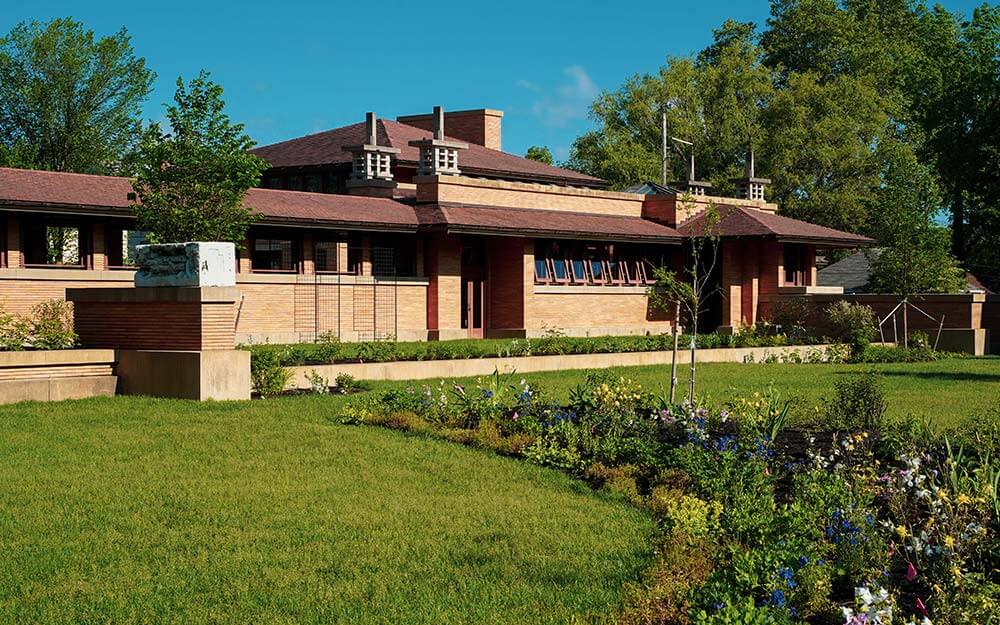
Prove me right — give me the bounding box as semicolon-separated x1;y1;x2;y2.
2;357;997;624
0;396;653;625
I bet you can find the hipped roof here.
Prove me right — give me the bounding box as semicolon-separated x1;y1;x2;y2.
251;119;606;187
677;205;873;247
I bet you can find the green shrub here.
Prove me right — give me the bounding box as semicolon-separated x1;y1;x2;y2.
250;348;292;397
305;369;329;394
355;339;399;363
0;303;30;351
28;299;77;350
692;598;787;625
825;300;876;359
334;373;369;394
826;372;888;431
523;435;583;471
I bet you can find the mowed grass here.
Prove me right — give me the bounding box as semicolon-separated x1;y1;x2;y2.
0;396;654;625
499;357;1000;428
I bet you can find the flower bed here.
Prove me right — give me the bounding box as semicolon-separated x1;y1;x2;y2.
338;370;1000;624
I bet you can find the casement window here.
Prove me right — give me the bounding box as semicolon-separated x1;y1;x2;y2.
106;226;149;268
533;239;668;286
251;234;298;273
21;218;87;268
783;244;809;286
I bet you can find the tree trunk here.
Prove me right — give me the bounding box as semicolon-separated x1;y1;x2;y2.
952;190;966;261
688;317;697;401
670;300;680;404
903;300;909;349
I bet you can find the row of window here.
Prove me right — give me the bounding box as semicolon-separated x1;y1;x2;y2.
1;218;417;277
533;240;666;286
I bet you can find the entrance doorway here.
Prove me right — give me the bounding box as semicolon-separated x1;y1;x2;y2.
461;243;487;338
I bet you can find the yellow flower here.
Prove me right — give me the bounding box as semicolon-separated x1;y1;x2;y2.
956;493;972;506
936;489;951;502
943;535;956;549
951;565;962;578
932;583;943;594
896;525;910;539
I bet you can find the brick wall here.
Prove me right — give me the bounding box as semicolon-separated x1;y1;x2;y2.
74;300;235;350
416;176;644;216
487;237;525;332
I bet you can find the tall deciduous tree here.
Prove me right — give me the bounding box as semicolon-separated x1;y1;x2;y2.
131;72;268;245
524;145;554;165
0;18;153;174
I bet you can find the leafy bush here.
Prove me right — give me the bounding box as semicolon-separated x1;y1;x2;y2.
304;370;329;394
0;304;30;351
826;372;888;431
334;373;369;394
250;348;291;397
0;299;77;351
826;301;877;359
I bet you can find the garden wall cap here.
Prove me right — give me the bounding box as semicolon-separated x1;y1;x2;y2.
66;286;242;304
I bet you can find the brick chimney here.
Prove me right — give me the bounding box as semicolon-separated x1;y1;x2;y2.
398;108;503;151
342;112;400;197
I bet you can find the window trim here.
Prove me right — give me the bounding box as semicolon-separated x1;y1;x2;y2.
250;232;300;274
20;218;89;269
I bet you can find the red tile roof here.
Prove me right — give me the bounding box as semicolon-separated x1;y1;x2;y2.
251;119;607;188
678;205;873;247
0;167;418;231
417;202;681;243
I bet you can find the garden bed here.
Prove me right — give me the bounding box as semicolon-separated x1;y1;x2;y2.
339;368;1000;624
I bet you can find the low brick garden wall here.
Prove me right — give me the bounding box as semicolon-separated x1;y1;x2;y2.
285;343;840;389
0;349;117;404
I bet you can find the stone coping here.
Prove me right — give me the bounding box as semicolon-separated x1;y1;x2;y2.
237;273;430;286
0;348;116;368
533;284;650;295
66;286;241;303
0;268;135;281
286;343;840;387
778;285;845;295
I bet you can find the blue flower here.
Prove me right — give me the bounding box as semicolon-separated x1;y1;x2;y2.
797;556;809;567
481;389;494;399
767;589;787;608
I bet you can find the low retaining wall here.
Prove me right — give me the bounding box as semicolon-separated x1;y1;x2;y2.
286;344;838;388
0;349;117;404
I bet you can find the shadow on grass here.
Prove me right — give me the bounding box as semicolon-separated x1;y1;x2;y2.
878;370;1000;383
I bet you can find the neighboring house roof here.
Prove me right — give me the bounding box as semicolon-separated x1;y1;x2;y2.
0;167;419;231
677;205;874;247
622;181;679;195
415;202;681;243
817;249;875;293
251;119;607;188
818;249;993;294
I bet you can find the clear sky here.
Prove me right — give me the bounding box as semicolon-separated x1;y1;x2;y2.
1;0;989;162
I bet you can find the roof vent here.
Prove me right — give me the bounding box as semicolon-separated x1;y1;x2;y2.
730;149;770;201
408;106;468;176
343;111;400;184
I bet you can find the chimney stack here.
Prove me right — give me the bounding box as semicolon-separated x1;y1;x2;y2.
342;111;401;197
398;108;503;150
730;149;770;201
408;105;469;177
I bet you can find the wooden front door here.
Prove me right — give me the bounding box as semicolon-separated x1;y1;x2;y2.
462;276;485;338
461;242;487;338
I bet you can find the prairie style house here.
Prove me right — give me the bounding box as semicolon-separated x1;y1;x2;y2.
0;107;869;343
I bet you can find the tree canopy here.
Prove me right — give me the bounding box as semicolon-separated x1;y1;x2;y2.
0;18;154;174
524;145;554;165
566;1;1000;290
131;72;268;245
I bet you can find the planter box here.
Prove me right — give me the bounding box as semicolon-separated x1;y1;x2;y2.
0;349;117;404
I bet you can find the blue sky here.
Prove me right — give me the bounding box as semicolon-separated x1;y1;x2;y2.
2;0;988;161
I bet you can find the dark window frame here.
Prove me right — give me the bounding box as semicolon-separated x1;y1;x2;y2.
20;216;90;269
250;230;300;273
